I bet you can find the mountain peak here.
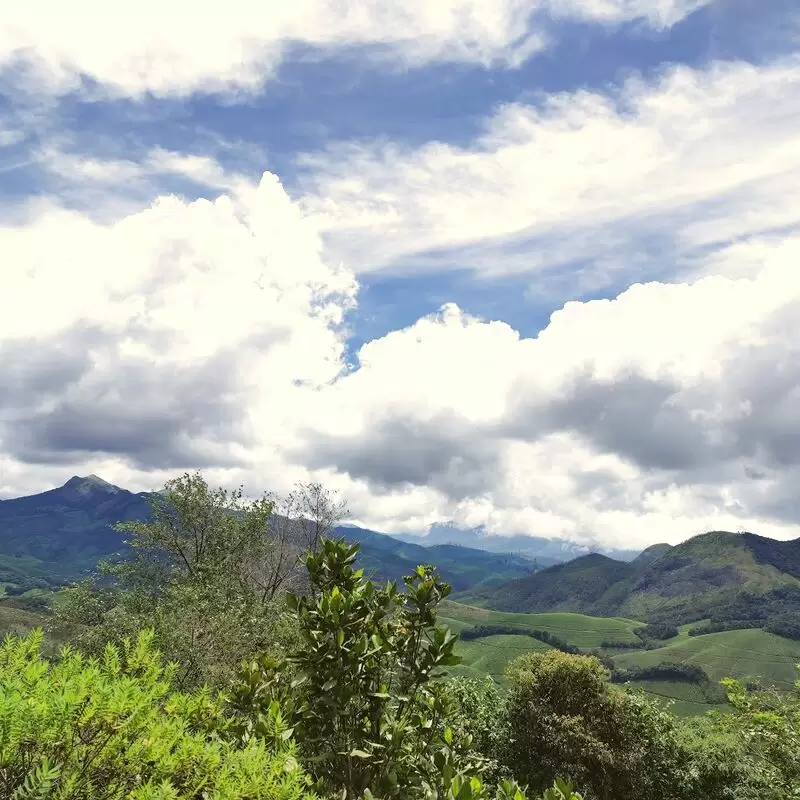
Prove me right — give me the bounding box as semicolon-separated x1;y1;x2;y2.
61;474;122;495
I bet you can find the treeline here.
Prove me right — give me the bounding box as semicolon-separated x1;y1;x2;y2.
610;662;708;685
687;611;800;640
459;624;581;655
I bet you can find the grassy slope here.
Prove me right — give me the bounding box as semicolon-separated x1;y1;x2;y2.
441;600;800;715
614;628;800;692
441;600;642;683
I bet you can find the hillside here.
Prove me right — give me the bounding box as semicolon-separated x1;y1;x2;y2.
0;477;539;596
441;600;800;716
471;530;800;626
455;552;637;613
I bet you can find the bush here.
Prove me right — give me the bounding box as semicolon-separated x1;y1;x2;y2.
763;612;800;641
0;629;315;800
504;650;692;800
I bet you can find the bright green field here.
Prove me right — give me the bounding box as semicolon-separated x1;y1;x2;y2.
439;600;642;649
614;628;800;692
440;601;800;715
452;634;553;681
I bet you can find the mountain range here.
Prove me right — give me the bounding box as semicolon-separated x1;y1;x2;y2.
457;531;800;627
5;476;800;633
0;475;548;594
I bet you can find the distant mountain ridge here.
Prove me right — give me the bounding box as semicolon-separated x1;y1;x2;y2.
0;476;542;594
463;530;800;626
386;523;641;563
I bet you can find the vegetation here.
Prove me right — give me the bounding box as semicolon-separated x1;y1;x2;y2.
0;629;314;800
51;473;303;689
3;471;800;799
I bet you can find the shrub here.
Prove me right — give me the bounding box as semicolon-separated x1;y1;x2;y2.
0;629;315;800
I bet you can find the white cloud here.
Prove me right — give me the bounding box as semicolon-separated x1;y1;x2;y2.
0;171;356;496
290;229;800;548
297;56;800;296
2;154;800;550
0;0;709;97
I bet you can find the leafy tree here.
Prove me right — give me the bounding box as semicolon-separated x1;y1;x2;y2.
228;538;540;800
439;676;511;785
676;715;777;800
0;628;315;800
719;668;800;798
53;472;298;689
504;650;691;800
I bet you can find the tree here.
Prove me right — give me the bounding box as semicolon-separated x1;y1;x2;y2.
242;481;350;603
53;472;297;689
504;650;691;800
289;481;350;555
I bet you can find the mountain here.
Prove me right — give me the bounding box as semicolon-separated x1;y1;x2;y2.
471;530;800;625
0;477;541;595
0;476;153;588
337;525;540;591
455;552;637;613
388;523;641;563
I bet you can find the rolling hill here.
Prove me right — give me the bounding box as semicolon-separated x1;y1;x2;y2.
440;600;800;716
464;530;800;630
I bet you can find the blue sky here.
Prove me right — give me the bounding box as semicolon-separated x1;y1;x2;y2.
1;0;799;549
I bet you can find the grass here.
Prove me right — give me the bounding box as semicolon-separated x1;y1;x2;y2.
452;634;553;682
441;601;800;715
614;628;800;692
440;599;643;648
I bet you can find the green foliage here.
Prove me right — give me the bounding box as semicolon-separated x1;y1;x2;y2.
53;472;298;689
720;667;800;798
504;650;692;800
634;623;678;641
229;538;534;800
763;612;800;641
0;628;315;800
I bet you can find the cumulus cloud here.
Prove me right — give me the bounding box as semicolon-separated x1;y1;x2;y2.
0;0;709;97
2;158;800;549
0;172;356;493
298;55;800;296
290;233;800;548
3;42;800;552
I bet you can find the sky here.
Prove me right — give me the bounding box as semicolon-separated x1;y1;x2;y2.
1;0;799;551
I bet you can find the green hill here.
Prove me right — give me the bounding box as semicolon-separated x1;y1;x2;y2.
468;530;800;628
613;627;800;692
440;600;800;716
